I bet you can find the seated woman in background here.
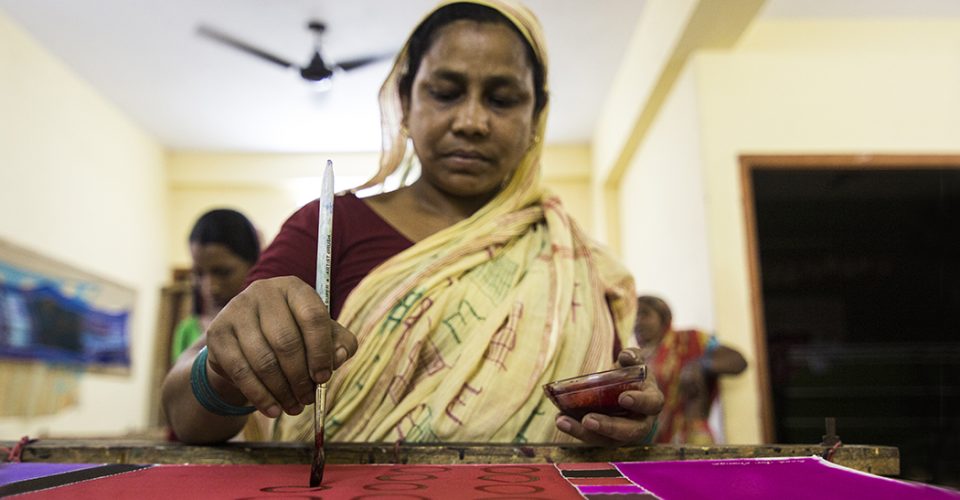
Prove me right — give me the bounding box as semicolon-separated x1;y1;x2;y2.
634;295;746;444
163;0;662;446
170;208;260;362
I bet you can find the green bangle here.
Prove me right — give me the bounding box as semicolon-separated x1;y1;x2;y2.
643;419;659;444
190;346;255;417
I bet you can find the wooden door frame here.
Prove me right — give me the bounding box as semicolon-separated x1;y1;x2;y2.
739;153;960;443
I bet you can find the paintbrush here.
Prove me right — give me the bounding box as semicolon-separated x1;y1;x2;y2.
310;159;334;487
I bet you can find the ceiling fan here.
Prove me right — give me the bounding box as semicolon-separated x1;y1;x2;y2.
197;20;390;89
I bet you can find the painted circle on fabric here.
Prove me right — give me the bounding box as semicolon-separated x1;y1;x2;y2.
375;473;437;482
475;465;543;496
363;482;428;491
475;484;545;494
257;485;328;493
478;473;538;483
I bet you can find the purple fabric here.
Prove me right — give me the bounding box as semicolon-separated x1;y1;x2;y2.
614;457;960;500
0;463;99;485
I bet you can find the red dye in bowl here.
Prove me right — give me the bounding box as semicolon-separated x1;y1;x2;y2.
543;364;647;420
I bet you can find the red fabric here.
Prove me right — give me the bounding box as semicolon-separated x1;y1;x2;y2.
246;192;414;320
18;464;581;499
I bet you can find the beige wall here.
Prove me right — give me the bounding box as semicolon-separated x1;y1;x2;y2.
0;12;167;437
613;17;960;443
619;66;714;330
593;0;699;188
592;0;700;246
541;145;594;237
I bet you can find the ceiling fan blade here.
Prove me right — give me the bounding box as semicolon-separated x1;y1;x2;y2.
197;25;297;70
335;53;394;72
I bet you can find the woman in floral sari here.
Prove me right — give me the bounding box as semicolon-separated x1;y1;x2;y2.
634;295;746;444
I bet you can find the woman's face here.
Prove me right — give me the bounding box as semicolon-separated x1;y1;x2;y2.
404;20;537;199
634;302;666;344
190;242;253;311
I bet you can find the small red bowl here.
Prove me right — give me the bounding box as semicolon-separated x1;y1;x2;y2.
542;364;647;420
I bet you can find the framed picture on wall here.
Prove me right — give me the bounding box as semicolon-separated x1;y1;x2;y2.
0;237;135;370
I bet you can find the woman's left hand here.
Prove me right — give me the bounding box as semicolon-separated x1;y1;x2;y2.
555;347;664;446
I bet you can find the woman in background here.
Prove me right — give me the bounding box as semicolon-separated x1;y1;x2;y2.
634;295;747;444
170;208;260;362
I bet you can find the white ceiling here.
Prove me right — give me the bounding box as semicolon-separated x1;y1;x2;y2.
0;0;647;153
3;0;959;154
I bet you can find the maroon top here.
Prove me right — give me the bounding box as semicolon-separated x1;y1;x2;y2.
245;192;414;319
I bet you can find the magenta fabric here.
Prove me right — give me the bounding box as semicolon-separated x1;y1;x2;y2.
578;483;651;494
614;457;960;500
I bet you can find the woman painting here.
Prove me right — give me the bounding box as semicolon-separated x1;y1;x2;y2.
162;0;662;446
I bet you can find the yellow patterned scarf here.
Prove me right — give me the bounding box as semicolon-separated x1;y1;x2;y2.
273;0;636;443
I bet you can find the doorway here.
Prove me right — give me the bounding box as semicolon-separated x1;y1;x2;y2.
741;155;960;485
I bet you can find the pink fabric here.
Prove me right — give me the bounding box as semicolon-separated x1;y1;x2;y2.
615;457;960;500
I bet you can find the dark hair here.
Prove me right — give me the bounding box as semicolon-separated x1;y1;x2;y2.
189;208;260;265
398;2;548;116
637;295;672;329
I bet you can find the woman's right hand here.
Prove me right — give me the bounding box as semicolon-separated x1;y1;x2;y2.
204;276;358;418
